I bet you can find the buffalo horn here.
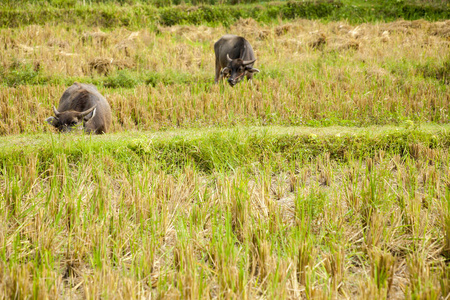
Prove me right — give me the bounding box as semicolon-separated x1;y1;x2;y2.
53;106;60;116
79;105;97;118
243;59;256;66
226;54;232;62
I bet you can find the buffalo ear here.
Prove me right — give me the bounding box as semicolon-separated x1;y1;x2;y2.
246;68;260;74
221;67;230;76
46;116;58;127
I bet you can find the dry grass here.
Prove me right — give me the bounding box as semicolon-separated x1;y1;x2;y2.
0;18;449;134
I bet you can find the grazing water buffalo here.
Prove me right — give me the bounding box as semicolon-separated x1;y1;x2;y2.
214;34;260;87
46;82;112;134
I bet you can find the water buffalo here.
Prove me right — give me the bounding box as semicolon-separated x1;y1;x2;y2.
46;82;112;134
214;34;260;87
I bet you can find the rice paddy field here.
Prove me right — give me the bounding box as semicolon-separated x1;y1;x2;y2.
1;0;450;298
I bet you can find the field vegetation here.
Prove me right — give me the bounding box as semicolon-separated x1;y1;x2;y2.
1;0;450;298
1;0;449;28
1;17;449;134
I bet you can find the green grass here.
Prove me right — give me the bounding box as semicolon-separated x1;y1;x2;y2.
1;0;449;28
1;124;449;172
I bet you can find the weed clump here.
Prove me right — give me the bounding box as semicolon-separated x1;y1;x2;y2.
420;57;450;84
104;70;140;88
0;60;46;86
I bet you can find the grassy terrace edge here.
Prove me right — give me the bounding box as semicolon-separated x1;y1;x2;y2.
1;124;449;173
1;0;449;28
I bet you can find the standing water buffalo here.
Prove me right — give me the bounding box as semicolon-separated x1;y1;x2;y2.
46;82;112;134
214;34;260;87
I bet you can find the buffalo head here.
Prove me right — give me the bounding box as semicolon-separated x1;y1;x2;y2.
220;54;260;87
46;105;97;133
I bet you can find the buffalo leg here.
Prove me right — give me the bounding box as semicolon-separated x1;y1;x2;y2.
214;60;221;84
